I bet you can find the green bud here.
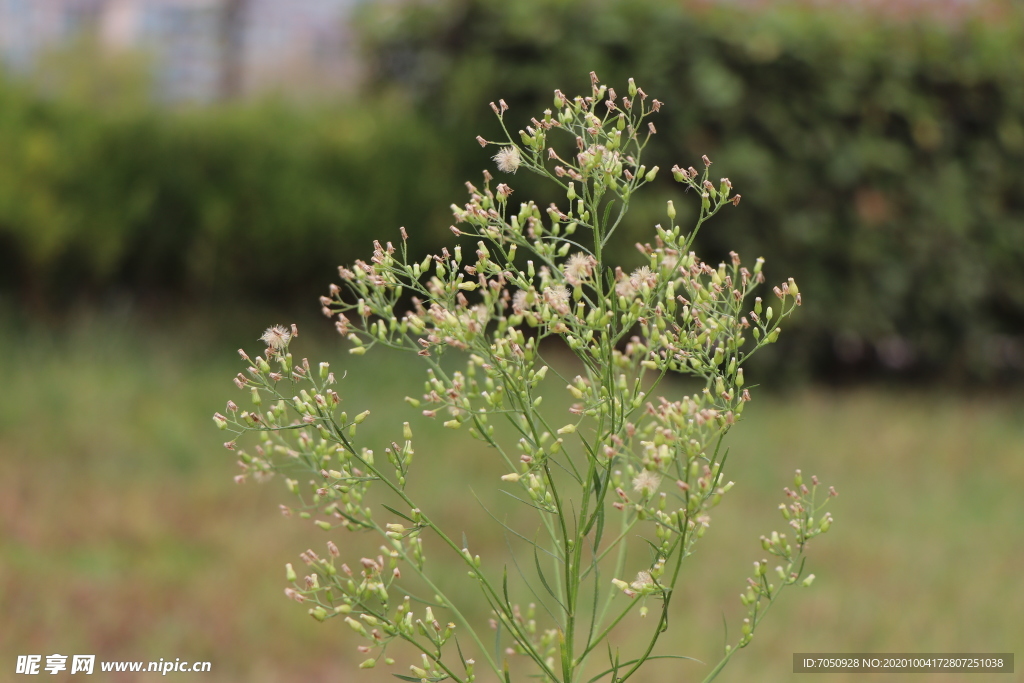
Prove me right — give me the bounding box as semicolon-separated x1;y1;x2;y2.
667;200;676;220
354;410;371;424
315;520;332;531
358;659;376;669
802;574;816;587
286;563;297;582
345;616;368;636
645;166;659;182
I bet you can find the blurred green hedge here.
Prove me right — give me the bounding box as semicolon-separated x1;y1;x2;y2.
0;79;454;304
2;0;1023;381
353;0;1024;382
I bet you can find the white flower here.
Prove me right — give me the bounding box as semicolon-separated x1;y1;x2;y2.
629;266;657;290
630;570;653;591
543;286;571;315
260;325;291;350
512;289;531;314
493;146;521;174
632;469;662;496
615;278;637;299
563;252;596;286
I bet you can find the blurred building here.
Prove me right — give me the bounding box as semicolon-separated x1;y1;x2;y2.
0;0;358;102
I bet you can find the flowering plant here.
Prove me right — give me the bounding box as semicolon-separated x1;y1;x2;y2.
214;73;835;682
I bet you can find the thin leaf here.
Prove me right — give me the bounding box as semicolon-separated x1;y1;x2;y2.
534;543;568;613
499;488;555;514
472;489;561;563
504;530;560;624
381;504;416;523
586;655;702;683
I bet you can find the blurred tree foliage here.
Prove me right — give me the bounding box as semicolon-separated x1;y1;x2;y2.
0;39;455;305
1;0;1023;382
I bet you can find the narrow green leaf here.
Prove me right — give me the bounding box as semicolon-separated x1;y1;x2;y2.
381;504;416;523
534;543;568;613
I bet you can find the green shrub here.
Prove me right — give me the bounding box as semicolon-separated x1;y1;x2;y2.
354;0;1024;381
0;79;455;302
2;0;1023;381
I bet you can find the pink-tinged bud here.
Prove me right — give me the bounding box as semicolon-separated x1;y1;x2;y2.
648;122;657;135
393;568;401;579
650;98;660;111
327;541;340;557
233;474;245;484
284;588;305;602
490;101;500;114
499;99;508;112
702;154;712;167
224;441;236;450
829;486;838;497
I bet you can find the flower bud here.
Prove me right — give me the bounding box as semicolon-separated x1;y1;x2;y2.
345;617;368;636
354;410;371;424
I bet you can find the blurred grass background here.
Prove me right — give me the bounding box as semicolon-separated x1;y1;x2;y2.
1;0;1022;680
0;310;1019;681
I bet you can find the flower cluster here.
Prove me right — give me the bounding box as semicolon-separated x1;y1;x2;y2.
215;74;834;683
